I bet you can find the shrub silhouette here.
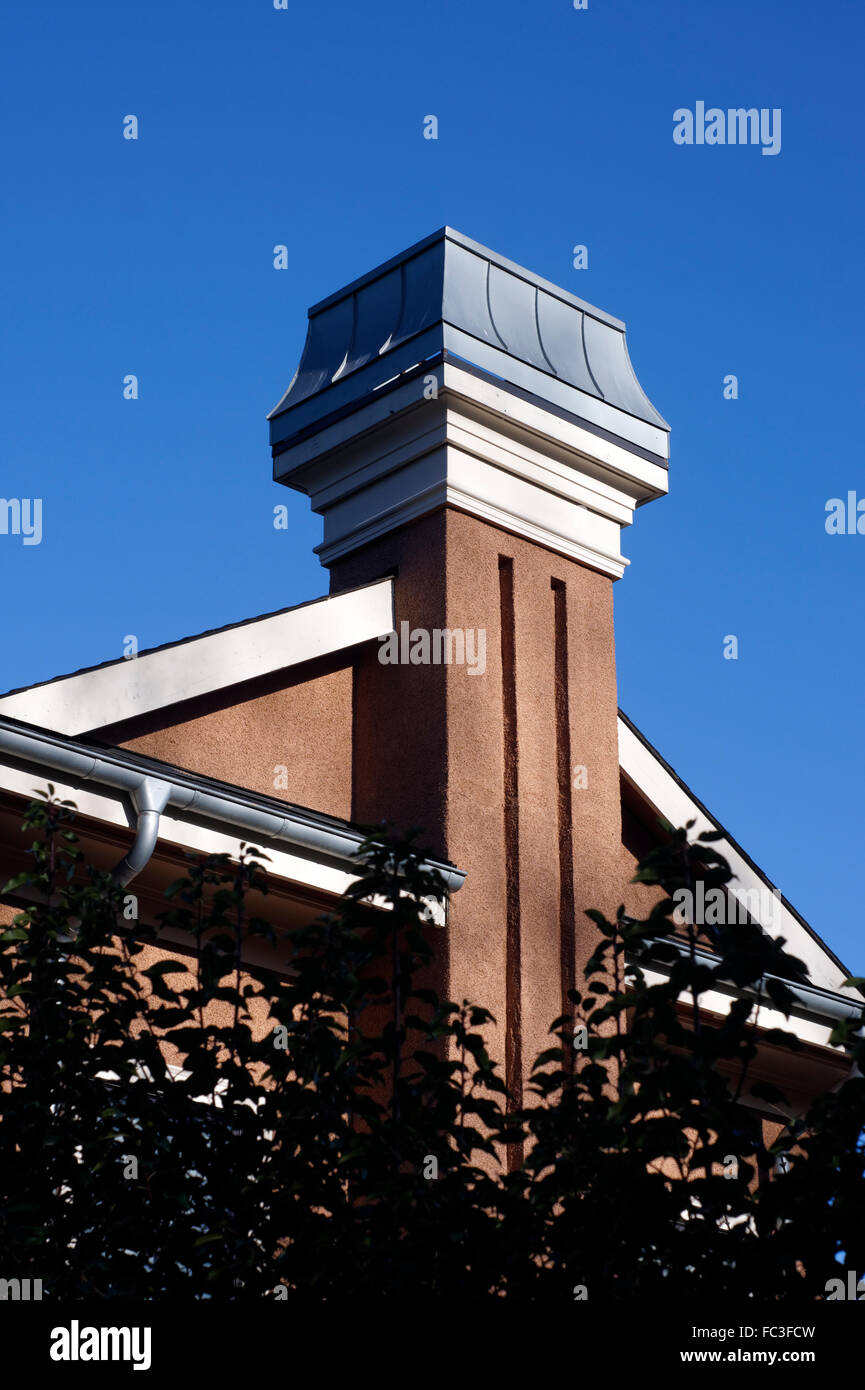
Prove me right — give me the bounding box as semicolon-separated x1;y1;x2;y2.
1;793;863;1299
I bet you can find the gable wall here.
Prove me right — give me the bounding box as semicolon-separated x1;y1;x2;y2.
96;652;355;822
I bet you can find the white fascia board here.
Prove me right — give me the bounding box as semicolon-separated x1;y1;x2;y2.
639;965;843;1054
280;363;669;508
618;715;858;998
0;761;356;899
0;580;394;737
441;362;670;499
278;361;667;576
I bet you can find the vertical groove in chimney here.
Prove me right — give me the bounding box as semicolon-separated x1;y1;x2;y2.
552;578;576;1070
498;556;523;1165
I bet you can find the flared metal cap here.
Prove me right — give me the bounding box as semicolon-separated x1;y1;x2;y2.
269;227;669;462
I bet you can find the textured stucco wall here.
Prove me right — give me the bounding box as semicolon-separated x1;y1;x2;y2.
330;506;624;1094
100;654;354;820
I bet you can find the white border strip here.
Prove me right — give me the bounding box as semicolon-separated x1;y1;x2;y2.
0;580;395;737
618;716;858;996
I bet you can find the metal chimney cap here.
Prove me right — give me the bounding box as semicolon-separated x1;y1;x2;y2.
268;227;669;461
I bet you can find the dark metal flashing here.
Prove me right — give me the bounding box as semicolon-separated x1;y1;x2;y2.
271;348;670;473
271;353;446;462
269;228;669;455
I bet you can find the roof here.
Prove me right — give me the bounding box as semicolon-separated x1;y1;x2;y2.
0;578;394;737
0;588;851;998
268;227;669;461
618;710;860;997
0;710;465;902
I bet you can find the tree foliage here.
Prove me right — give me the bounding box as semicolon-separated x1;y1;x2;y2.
0;794;863;1299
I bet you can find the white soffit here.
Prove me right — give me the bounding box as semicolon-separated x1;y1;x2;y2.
0;579;395;737
618;714;858;997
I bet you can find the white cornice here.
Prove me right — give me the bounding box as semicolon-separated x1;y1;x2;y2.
277;361;668;577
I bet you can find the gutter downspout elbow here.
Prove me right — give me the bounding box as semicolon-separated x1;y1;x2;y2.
111;777;172;888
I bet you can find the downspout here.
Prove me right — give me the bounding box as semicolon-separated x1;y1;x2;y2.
111;777;171;887
27;777;171;939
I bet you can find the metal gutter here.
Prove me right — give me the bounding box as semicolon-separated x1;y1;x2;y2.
0;715;466;896
631;934;864;1030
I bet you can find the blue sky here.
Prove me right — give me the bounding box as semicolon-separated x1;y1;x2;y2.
2;0;863;966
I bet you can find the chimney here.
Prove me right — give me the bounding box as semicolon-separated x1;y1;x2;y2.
268;229;669;1118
